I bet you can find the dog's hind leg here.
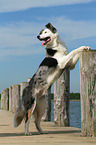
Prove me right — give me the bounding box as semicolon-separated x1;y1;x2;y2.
25;113;31;135
34;96;48;134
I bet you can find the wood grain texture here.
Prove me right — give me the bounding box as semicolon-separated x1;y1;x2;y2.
79;50;96;137
54;69;70;127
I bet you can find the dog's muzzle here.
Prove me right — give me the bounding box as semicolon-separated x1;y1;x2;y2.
37;35;51;46
37;35;41;40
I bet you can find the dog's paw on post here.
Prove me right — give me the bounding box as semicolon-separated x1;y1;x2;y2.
80;46;91;51
84;46;91;51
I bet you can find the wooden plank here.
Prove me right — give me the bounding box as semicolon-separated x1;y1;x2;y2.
0;110;96;145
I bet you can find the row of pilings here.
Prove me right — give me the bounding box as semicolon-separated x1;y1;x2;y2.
1;68;70;123
1;78;52;121
1;79;30;113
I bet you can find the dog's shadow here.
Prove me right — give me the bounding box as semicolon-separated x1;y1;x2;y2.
0;129;81;137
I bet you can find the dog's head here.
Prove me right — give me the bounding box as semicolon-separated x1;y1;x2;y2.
37;23;58;47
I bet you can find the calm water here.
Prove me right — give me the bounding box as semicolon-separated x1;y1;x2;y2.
51;101;81;128
0;101;81;128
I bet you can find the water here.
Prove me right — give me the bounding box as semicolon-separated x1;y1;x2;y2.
51;101;81;128
69;101;81;128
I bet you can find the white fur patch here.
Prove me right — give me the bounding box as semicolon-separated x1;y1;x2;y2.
47;67;61;85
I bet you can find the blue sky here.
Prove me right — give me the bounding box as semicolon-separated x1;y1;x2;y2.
0;0;96;93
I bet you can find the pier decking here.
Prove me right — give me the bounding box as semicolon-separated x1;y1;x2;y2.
0;110;96;145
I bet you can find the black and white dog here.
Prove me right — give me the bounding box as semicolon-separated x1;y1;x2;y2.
14;23;90;135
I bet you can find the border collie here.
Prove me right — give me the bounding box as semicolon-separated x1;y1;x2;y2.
14;23;90;135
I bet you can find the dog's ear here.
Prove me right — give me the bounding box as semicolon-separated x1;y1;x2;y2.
45;23;57;33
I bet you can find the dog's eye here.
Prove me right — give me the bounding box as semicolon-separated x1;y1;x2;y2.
44;31;47;33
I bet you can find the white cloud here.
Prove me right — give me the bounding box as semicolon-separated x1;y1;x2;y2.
0;17;96;57
0;0;95;12
0;22;44;57
0;47;42;57
0;22;38;48
52;17;96;40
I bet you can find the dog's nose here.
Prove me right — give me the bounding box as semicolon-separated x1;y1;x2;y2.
37;35;40;39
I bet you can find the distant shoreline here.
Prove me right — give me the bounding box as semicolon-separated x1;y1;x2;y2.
51;93;80;100
70;100;80;102
0;93;80;101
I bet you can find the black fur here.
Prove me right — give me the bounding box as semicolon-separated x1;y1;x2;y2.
25;113;28;123
47;49;57;56
39;57;58;68
39;29;44;35
45;23;57;33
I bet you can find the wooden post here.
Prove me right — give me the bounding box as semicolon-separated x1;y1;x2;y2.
1;90;4;110
20;82;28;99
9;86;12;112
54;69;70;126
79;50;96;137
12;85;20;113
42;87;51;121
1;88;9;110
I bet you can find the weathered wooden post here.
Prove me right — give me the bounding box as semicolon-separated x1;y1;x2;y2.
1;89;9;110
9;86;12;112
79;50;96;137
42;87;51;121
12;85;20;113
1;88;9;110
1;90;4;110
20;82;28;99
54;69;70;126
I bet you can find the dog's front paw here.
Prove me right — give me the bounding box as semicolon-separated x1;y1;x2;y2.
80;46;91;51
83;46;91;51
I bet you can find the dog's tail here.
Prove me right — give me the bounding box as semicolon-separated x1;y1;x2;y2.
14;104;26;128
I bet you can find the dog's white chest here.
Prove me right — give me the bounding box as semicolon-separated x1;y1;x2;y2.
53;52;63;62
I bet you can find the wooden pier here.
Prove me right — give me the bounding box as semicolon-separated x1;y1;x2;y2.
1;50;96;143
0;109;96;145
